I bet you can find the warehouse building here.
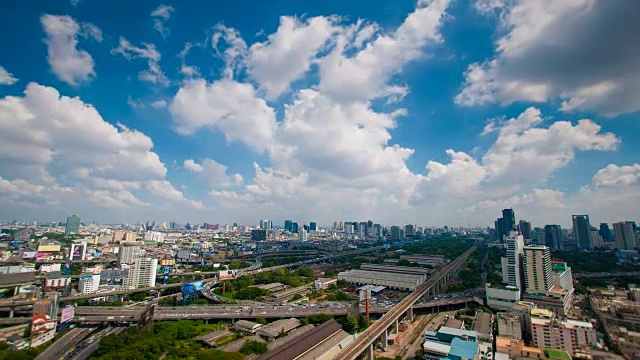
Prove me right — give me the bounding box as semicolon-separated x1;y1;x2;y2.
384;255;446;267
338;269;423;291
264;285;310;303
257;318;301;341
254;282;287;293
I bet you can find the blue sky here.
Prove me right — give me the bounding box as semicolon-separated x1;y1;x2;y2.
0;0;639;227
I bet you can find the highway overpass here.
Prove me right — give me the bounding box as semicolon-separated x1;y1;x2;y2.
333;244;478;360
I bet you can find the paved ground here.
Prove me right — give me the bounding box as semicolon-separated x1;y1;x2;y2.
218;335;265;353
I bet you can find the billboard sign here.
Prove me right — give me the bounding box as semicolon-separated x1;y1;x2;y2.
60;306;75;324
23;251;37;259
70;243;86;261
181;280;204;294
162;266;171;276
36;252;51;259
218;270;236;280
359;288;371;302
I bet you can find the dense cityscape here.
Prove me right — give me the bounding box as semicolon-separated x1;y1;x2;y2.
0;209;637;360
1;0;639;359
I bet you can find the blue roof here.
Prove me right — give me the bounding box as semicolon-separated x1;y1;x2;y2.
449;338;478;359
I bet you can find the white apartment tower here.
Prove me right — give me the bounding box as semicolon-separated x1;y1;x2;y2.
124;258;158;288
523;245;553;294
504;231;525;289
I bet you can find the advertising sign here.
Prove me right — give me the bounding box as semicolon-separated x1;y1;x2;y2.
359;288;372;302
70;243;86;261
36;252;51;259
23;251;37;259
60;306;75;324
218;270;236;280
162;266;171;276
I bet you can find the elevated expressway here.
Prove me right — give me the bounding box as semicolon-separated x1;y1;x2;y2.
333;244;478;360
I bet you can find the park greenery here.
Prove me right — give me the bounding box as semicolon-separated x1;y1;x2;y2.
403;238;474;260
214;267;315;301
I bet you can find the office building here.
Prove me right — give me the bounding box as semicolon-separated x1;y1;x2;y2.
78;274;100;294
614;221;636;250
503;208;516;234
495;218;506;243
344;222;354;234
309;222;317;231
299;229;307;241
251;229;267;241
505;232;524;289
519;220;532;241
65;214;80;235
284;220;293;232
552;261;574;294
405;224;415;238
117;245;145;266
572;215;592;250
600;223;614;241
544;225;564;250
390;226;402;241
123;257;157;288
523;245;553;295
374;224;383;238
292;222;299;233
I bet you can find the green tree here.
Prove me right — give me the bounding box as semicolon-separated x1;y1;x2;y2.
397;259;411;266
256;317;267;325
295;267;314;278
323;270;336;277
239;340;267;355
357;315;369;330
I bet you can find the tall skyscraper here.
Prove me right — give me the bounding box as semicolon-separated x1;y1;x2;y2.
405;224;415;237
503;208;516;233
124;257;158;288
299;229;308;241
505;232;525;289
309;222;317;231
284;220;293;232
599;223;613;241
518;220;532;241
572;215;592;250
544;225;564;250
523;245;553;294
65;214;80;235
495;218;506;243
292;222;299;233
390;226;401;241
590;227;603;248
614;222;636;250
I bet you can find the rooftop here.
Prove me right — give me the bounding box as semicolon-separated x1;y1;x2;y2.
449;338;479;359
544;349;572;360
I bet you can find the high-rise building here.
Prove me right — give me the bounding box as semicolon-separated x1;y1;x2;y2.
344;222;354;234
309;222;317;231
523;245;553;294
572;215;592;250
599;223;613;241
292;222;299;233
505;232;525;289
65;214;80;235
405;224;415;238
78;274;100;294
124;258;158;288
117;245;145;266
614;221;636;250
519;220;532;241
390;226;401;241
299;229;308;241
495;218;506;243
303;224;309;232
544;225;564;250
284;220;293;232
373;224;383;238
503;208;516;233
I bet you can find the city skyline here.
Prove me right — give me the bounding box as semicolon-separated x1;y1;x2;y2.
0;1;639;226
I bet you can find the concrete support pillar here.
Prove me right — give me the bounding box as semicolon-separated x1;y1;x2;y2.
367;343;374;360
406;306;414;322
393;319;399;334
9;309;14;318
381;329;388;350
